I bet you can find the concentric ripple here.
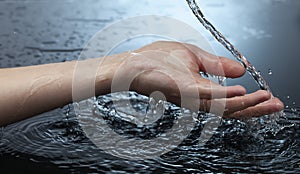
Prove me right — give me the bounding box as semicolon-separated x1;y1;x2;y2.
0;92;299;173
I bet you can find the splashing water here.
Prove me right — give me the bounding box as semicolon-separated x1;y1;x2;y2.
186;0;284;136
1;92;299;173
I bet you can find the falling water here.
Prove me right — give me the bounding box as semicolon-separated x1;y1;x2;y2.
186;0;284;135
186;0;270;91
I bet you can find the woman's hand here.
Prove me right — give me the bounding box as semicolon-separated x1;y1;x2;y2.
0;41;284;126
108;41;284;118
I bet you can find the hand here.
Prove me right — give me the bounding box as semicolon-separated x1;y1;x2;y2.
0;41;284;126
108;41;284;118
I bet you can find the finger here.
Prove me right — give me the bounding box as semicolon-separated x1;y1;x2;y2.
223;90;271;115
224;97;284;119
197;85;246;99
137;41;245;78
185;43;245;78
199;90;271;115
219;57;246;78
187;77;246;99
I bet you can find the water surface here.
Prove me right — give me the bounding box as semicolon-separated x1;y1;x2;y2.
0;92;299;173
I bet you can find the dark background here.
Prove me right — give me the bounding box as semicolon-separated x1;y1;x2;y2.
0;0;299;173
0;0;299;111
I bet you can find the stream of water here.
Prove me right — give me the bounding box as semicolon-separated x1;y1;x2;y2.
186;0;270;91
186;0;285;136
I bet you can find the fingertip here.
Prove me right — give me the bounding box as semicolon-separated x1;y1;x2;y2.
221;57;246;78
257;90;272;102
231;85;247;96
238;63;246;75
236;85;247;94
275;99;284;111
232;62;246;77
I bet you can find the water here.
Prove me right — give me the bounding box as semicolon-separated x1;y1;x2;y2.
268;69;272;75
186;0;269;91
186;0;284;136
0;0;299;173
0;92;299;173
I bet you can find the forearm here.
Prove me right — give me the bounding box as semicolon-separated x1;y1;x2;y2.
0;54;123;126
0;61;74;126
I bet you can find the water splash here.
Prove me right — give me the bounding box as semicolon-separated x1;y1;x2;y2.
186;0;284;136
1;92;298;173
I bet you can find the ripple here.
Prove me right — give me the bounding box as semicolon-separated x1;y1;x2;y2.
2;109;90;158
0;92;299;173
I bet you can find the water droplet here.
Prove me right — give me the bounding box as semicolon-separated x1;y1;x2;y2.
287;96;290;99
285;105;289;109
268;69;272;75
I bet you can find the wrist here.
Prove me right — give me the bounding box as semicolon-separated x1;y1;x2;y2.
94;52;130;96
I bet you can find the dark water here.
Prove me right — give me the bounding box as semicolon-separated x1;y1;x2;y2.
0;0;299;173
0;92;299;173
